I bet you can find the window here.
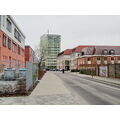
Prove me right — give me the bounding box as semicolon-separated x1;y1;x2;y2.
88;57;91;61
6;18;12;32
21;49;24;56
18;46;20;55
14;28;21;42
79;52;84;56
12;42;17;52
8;38;11;49
97;57;100;61
104;57;107;61
118;56;120;60
2;34;6;47
111;57;114;61
102;49;108;55
12;42;14;52
109;49;115;55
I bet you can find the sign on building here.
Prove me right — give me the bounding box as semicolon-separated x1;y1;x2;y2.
99;66;108;77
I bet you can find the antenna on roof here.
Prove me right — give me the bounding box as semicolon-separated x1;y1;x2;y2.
47;29;49;35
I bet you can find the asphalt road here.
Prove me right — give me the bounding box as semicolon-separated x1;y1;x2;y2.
55;72;120;105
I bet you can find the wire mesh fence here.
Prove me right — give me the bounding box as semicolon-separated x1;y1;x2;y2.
0;60;25;73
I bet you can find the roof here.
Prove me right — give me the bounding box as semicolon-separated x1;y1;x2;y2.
81;46;120;55
58;49;72;56
72;45;94;53
58;45;94;57
63;49;72;55
58;45;120;57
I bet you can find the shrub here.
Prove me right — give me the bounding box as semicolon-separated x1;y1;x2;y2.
79;69;96;75
71;69;80;72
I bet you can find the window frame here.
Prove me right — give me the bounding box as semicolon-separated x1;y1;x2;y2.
111;57;114;61
2;34;6;47
14;28;21;42
6;18;12;33
104;57;107;61
8;38;11;50
109;49;115;55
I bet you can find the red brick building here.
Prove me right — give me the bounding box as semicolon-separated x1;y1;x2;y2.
25;45;35;63
57;45;120;72
0;15;25;71
77;46;120;70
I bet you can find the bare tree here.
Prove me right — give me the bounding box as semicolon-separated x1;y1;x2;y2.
34;44;46;70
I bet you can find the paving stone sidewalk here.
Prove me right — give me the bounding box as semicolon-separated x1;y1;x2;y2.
31;71;70;96
0;71;81;105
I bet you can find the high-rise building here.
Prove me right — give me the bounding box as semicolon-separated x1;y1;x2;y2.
0;15;25;70
40;34;61;69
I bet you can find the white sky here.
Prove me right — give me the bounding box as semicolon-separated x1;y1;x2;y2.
13;15;120;51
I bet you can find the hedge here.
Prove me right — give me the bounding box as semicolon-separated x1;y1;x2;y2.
79;69;96;75
71;69;80;72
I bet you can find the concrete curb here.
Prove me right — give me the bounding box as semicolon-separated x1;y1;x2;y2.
70;72;120;85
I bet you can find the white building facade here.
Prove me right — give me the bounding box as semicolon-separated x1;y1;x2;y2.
40;34;61;69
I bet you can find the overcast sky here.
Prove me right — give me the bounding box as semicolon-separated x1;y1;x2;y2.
13;15;120;51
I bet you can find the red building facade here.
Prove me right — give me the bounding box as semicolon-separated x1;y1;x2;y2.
77;46;120;70
0;15;25;70
25;46;35;63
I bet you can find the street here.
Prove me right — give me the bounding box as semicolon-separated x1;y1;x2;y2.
0;71;120;105
55;72;120;105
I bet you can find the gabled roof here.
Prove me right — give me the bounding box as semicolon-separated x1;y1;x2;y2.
82;46;120;55
72;45;94;53
58;49;72;56
63;49;72;55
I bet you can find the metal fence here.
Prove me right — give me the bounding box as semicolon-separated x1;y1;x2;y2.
0;60;25;72
26;62;38;91
98;64;120;78
0;61;38;94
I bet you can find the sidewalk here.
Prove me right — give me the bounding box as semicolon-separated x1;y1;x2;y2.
0;71;81;105
70;72;120;85
31;71;70;96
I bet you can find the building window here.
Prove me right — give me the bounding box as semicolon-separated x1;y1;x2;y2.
18;46;20;55
102;49;108;55
109;49;115;55
97;57;100;61
12;42;15;52
6;18;12;32
21;49;24;56
111;57;114;61
12;42;17;52
104;57;107;61
88;57;91;61
8;38;11;49
79;52;84;56
14;28;21;42
118;56;120;60
2;34;6;47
